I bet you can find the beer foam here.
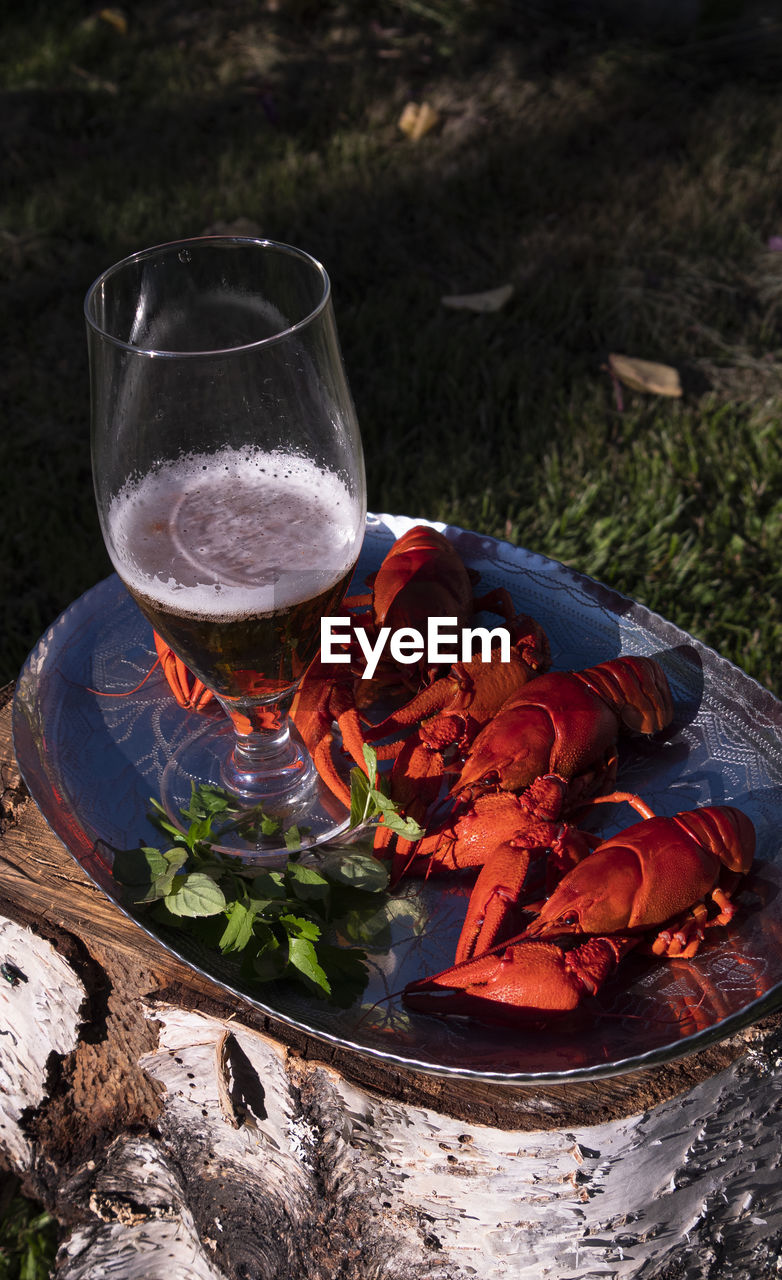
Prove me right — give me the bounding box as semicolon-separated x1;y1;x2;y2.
107;447;362;618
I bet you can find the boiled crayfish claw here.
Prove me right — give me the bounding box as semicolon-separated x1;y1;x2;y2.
403;935;636;1026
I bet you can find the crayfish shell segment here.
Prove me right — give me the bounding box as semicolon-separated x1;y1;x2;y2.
579;656;674;735
674;805;756;876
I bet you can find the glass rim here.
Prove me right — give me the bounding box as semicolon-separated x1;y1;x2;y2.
83;235;332;358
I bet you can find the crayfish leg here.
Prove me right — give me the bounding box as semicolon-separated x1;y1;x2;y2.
709;885;738;927
579;790;657;821
454;843;534;964
650;887;738;959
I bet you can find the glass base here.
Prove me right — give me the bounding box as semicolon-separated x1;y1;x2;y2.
159;717;351;866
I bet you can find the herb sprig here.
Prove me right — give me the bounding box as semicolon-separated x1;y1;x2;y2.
111;746;424;1005
349;744;427;841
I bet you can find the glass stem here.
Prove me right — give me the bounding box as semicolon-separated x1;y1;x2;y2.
216;691;316;806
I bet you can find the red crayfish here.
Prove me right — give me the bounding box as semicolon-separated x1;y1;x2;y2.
403;804;756;1026
452;655;674;801
391;654;674;888
151;631;213;713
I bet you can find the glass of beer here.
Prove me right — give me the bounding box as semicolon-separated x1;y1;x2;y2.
86;237;366;859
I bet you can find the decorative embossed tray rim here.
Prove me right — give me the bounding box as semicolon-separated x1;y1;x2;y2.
12;514;782;1084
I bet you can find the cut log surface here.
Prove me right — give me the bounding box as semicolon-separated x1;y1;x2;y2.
1;682;782;1278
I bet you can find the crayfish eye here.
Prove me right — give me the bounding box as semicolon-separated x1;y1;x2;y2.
563;912;578;926
481;771;500;787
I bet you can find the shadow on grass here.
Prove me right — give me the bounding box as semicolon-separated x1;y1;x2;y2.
1;1;781;683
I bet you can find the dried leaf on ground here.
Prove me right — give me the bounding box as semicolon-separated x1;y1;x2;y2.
99;8;128;35
398;102;440;141
607;354;682;397
441;284;514;313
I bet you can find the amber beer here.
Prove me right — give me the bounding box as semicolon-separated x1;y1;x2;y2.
106;446;362;702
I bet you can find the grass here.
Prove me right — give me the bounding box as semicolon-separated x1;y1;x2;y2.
0;1177;56;1280
0;0;781;1264
2;0;781;695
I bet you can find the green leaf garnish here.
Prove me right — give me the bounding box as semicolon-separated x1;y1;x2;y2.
349;744;426;842
316;850;390;893
164;871;227;918
218;900;259;953
284;824;303;851
250;870;287;899
250;929;288;983
111;756;423;1003
287;936;331;996
286;863;331;904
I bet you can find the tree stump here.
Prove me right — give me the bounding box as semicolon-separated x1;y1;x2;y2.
1;684;782;1279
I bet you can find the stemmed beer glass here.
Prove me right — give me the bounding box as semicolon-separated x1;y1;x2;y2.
86;237;366;860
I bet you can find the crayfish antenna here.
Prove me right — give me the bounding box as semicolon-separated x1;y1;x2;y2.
341;589;372;611
581;791;657;821
354;977;419;1030
388;840;429;889
86;656;162;698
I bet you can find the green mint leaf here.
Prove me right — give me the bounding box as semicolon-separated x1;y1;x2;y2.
287;936;331;996
112;845;169;888
346;746;425;842
317;851;389;893
120;771;389;1007
377;809;426;841
219;900;258;953
164;871;227;918
114;845;191;904
362;743;378;790
365;787;393;811
279;913;321;941
365;787;409;819
315;944;369;1007
135;876;170;905
181;782;235;823
284;824;302;851
137;863;189;904
184;816;215;850
200;785;234;815
250;928;287;982
349;765;372;827
244;896;293;923
286;863;331;904
250;870;287;900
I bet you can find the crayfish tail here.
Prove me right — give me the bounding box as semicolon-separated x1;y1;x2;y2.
579;656;674;736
